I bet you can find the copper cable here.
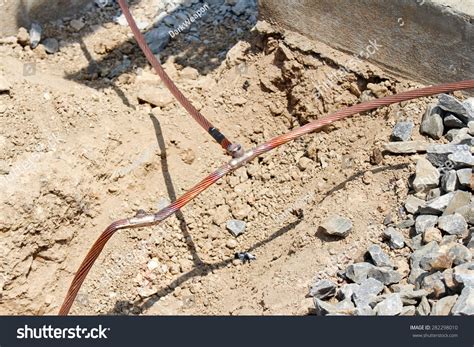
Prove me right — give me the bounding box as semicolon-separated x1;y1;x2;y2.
117;0;243;157
59;79;474;315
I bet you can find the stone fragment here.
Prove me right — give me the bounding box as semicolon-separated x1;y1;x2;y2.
70;19;85;32
412;158;440;192
374;293;403;315
0;75;10;93
308;279;337;300
438;213;467;236
145;25;170;53
420;104;444;139
43;38;59;54
419;192;454;215
367;267;402;285
313;298;355;316
383;141;428;154
17;27;29;46
29;22;41;49
456;169;472;189
415;215;438;235
226;219;246;237
320;215;352;238
426;144;471;168
422;227;442;244
444;114;465;129
405;195;425;214
451;287;474;315
391;121;414;141
382;227;405;249
440;170;458;193
453;262;474;288
352;278;385;308
431;295;458;315
367;244;393;268
438;94;473;124
137;85;174;107
337;283;360;301
344;263;376;284
443;191;471;216
416;296;431;315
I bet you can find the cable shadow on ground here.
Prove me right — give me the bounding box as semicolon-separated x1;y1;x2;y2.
150;114;204;266
108;218;303;314
315;162;410;242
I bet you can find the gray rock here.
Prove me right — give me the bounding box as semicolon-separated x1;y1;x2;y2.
416;296;431;315
419;252;453;271
420;272;446;298
401;305;416;316
438;94;473;124
354;305;375;316
456;169;472;189
453;262;474;288
438;213;467;235
383;141;428;154
408;266;427;286
448;244;472;266
464;98;474;120
345;262;376;284
313;298;355;316
411;241;440;269
382;227;405;249
399;288;432;305
337;283;360;301
420;104;444;140
409;234;424;251
396;218;415;229
367;267;402;285
412;158;440;192
374;293;403;315
426;144;471;168
352;278;385;308
405;195;425;214
441;170;458;193
445;129;461;142
443;191;471;216
308;279;337;300
367;244;393;268
42;38;59;54
145;26;171;54
391;121;414;141
451;287;474;315
448;150;474;169
444;114;465;129
226;219;246;237
431;295;458;315
320;215;352;238
469;121;474;136
426;188;442;200
29;22;42;49
415;215;438;235
419;192;454;215
456;204;473;225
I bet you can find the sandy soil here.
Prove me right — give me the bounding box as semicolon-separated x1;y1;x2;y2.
0;1;452;315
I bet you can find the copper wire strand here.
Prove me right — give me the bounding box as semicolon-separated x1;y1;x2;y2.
117;0;236;153
58;79;474;315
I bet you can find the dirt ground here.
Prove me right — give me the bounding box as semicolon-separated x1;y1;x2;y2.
0;1;453;315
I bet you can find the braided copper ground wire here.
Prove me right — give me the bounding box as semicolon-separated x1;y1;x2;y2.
59;79;474;315
117;0;241;156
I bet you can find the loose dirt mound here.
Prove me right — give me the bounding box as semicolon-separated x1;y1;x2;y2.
0;1;445;315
